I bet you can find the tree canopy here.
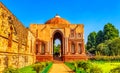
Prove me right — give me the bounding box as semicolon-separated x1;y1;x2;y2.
86;23;120;56
103;23;119;41
86;32;97;53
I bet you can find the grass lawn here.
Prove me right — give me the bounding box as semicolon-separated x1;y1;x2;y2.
91;61;120;73
19;62;53;73
65;61;120;73
19;65;36;73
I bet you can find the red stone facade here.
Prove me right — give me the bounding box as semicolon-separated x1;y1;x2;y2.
30;15;88;62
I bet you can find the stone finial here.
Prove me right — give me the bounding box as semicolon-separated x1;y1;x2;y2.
55;14;60;18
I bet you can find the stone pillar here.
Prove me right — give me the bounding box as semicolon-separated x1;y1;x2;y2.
48;41;50;55
49;40;51;55
63;37;65;55
68;41;71;55
51;38;53;55
82;42;85;54
45;43;48;55
65;37;68;55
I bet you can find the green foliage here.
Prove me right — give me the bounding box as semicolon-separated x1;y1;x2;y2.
96;38;120;56
32;62;52;73
86;23;120;56
41;62;53;73
103;23;119;41
110;66;120;73
90;65;103;73
96;30;104;45
32;63;44;73
54;44;60;54
3;67;20;73
65;62;76;71
66;61;120;73
91;56;120;61
65;61;103;73
87;32;97;54
96;43;110;56
108;38;120;56
19;65;36;73
76;61;91;71
5;62;52;73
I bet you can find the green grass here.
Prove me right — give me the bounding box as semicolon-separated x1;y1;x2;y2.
41;62;53;73
91;61;120;73
65;61;120;73
19;62;53;73
19;65;36;73
65;62;75;71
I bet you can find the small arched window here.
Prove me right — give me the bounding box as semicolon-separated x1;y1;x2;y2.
41;43;45;54
78;44;82;54
71;42;75;54
70;29;74;37
78;33;81;38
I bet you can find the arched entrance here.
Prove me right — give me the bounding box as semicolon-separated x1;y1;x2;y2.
53;30;63;61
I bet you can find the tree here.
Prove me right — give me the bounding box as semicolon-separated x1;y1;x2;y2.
86;23;120;56
103;23;119;41
87;32;97;54
54;44;61;55
108;38;120;56
96;30;104;45
96;43;110;56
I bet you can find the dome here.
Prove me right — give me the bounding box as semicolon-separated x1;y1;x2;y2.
45;14;70;24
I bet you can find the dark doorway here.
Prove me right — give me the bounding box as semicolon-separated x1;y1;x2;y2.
53;31;63;61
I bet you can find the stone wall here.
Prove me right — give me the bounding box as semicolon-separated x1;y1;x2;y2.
0;2;35;72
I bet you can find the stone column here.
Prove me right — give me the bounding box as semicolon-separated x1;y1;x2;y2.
45;43;48;55
65;37;68;55
49;40;51;55
51;38;53;55
63;37;65;55
68;41;71;55
48;41;51;55
82;42;85;54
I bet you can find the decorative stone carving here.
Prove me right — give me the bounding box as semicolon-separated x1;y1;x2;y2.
8;16;13;24
0;3;35;71
4;56;8;68
11;55;18;68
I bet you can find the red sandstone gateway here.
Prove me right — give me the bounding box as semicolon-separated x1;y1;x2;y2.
30;14;87;62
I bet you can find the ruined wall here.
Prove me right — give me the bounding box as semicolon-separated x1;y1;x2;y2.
0;2;35;72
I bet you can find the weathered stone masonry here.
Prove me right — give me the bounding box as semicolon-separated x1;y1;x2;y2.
0;2;36;72
0;2;88;72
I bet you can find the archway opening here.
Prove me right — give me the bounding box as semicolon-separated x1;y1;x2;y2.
54;39;61;57
53;31;63;61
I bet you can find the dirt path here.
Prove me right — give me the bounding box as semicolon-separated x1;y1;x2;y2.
49;63;74;73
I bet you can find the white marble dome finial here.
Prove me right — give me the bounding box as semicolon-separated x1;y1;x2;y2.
55;14;60;18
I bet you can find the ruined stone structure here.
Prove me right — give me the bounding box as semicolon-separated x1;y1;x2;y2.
0;3;35;72
30;15;87;62
0;2;87;72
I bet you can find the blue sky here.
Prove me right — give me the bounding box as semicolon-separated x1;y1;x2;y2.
1;0;120;44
